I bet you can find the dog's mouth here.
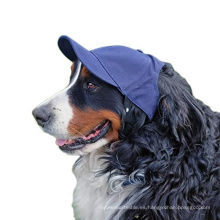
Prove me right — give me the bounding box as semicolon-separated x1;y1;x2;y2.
57;120;111;153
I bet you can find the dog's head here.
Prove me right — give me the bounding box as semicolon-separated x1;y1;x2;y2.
33;61;126;155
33;35;166;155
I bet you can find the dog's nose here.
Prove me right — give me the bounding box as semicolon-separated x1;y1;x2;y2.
32;105;51;127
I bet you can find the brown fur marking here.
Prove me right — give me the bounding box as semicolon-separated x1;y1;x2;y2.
71;62;75;72
81;66;90;78
68;107;121;142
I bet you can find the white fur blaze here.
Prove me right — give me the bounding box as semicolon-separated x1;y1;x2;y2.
36;62;82;138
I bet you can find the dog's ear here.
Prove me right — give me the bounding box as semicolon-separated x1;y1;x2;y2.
157;64;207;143
159;94;206;143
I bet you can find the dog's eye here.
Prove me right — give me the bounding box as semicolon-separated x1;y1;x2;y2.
87;82;97;90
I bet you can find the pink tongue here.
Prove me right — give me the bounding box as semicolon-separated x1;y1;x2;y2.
56;139;67;146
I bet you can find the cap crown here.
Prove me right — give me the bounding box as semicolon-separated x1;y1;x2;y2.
91;46;164;119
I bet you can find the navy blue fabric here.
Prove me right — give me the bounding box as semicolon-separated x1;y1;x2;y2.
58;35;165;119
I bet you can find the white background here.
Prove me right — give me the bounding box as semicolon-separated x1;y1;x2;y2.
0;0;219;219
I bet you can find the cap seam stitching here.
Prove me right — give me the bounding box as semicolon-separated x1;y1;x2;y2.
90;51;121;89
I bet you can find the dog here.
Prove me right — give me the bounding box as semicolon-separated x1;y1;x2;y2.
33;36;220;220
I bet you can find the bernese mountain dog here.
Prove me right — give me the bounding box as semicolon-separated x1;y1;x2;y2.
33;38;220;220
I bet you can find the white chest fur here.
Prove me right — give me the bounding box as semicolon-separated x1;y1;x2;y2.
72;149;135;220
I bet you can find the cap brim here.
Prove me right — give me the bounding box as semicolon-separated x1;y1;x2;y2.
58;35;117;87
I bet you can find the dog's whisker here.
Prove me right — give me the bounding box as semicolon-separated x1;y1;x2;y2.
68;126;84;137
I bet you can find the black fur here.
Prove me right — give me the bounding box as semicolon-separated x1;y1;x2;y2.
102;63;220;220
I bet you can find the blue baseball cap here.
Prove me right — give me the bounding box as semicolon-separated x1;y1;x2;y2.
58;35;165;120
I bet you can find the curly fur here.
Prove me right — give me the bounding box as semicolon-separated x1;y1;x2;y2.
100;63;220;219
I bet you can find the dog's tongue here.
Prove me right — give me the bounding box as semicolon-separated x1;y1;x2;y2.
56;139;76;146
56;139;67;146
